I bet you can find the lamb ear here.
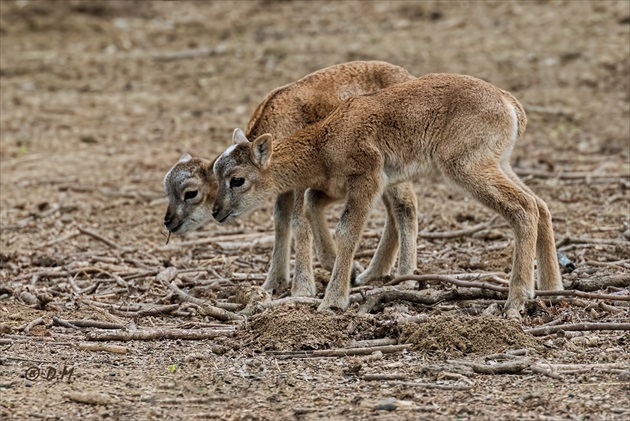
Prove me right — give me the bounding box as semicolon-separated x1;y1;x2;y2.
251;134;273;168
232;128;249;145
179;153;192;162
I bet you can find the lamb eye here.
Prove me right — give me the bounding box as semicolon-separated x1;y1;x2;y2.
230;177;245;188
184;190;198;201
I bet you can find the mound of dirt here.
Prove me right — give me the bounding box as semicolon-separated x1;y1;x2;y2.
241;303;381;351
400;315;539;356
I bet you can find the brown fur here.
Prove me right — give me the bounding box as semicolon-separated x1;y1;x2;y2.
213;73;564;316
164;61;417;295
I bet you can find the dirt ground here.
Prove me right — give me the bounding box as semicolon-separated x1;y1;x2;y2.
1;1;629;420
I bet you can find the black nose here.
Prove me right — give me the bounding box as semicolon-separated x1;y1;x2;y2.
212;209;220;219
164;214;173;226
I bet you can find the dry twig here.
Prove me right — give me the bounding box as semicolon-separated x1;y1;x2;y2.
357;287;505;314
65;392;112;405
536;289;629;301
525;322;630;336
563;274;630;292
258;296;322;309
65;319;124;330
168;281;243;322
85;328;235;341
78;342;129;354
348;338;398;348
77;226;121;249
22;317;45;333
52;316;82;330
384;381;472;391
386;274;508;291
272;344;411;359
529;364;561;379
450;359;531;375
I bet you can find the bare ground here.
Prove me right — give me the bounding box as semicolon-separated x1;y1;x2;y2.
1;1;629;420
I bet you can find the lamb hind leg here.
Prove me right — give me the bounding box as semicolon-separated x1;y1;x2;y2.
444;163;539;315
502;164;563;291
304;190;361;282
356;182;418;284
355;189;400;284
390;182;418;277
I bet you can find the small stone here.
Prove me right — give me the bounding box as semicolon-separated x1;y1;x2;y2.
184;353;206;363
468;255;485;270
617;371;630;382
211;345;229;355
156;267;178;283
374;398;397;411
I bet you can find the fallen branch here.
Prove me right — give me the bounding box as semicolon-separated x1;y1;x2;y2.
598;302;626;313
65;319;124;330
450;358;531;375
258;296;322;309
272;344;411;359
384;275;629;302
536;289;630;302
525;322;630;336
384;381;472;391
85;328;235;341
563;274;630;292
22;317;45;333
168;281;243;322
529;364;561;379
362;373;406;381
52;316;82;330
386;274;508;292
78;342;128;354
77;226;121;249
357;287;505;314
348;338;398;348
65;392;112;405
81;301;127;325
109;304;181;318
